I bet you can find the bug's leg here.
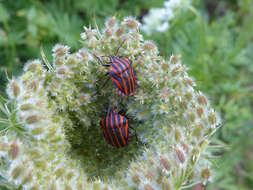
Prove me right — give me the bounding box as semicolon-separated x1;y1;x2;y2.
99;77;111;91
115;39;127;56
93;73;110;96
129;126;138;141
101;56;111;58
97;72;110;83
94;54;111;67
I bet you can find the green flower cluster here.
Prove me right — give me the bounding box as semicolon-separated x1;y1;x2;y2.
0;16;221;189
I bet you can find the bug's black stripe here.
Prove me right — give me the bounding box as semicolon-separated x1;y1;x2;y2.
129;66;136;93
108;109;121;148
112;112;124;147
110;110;122;148
102;119;111;145
117;115;126;141
112;58;131;95
111;57;128;95
111;73;124;93
120;115;128;142
117;58;134;94
111;57;122;74
120;69;131;95
117;57;136;95
112;57;129;95
123;117;129;139
115;58;132;95
116;114;127;146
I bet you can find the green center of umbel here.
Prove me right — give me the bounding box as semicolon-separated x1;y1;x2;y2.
63;99;146;180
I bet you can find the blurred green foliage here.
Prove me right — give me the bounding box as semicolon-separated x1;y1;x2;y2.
0;0;253;189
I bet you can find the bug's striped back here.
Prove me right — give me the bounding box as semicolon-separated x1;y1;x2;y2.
110;56;137;96
100;108;130;148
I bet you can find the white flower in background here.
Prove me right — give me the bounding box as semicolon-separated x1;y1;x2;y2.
142;0;192;35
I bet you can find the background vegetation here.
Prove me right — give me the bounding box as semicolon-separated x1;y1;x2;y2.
0;0;252;189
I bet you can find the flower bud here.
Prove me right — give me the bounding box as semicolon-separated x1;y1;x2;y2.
29;80;39;92
20;103;34;111
196;106;204;117
162;178;171;190
65;185;72;190
54;58;65;66
107;16;116;27
26;115;40;124
197;93;208;105
170;54;182;64
9;80;20;98
30;185;40;190
176;149;185;164
160;156;171;171
53;44;70;57
55;167;65;178
123;17;140;29
201;168;211;180
9;142;19;159
116;28;124;36
145;170;155;181
144;41;156;51
181;141;189;153
66;55;78;66
0;142;9;151
105;29;113;37
208;111;218;125
31;127;44;135
175;128;182;142
183;77;194;87
145;184;155;190
24;60;43;72
11;166;24;179
131;173;141;184
21;171;33;185
185;91;193;101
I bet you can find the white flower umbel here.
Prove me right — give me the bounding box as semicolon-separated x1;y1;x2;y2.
142;0;192;35
0;16;221;189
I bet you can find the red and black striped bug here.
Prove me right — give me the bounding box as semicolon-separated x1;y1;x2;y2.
94;40;137;97
100;107;137;148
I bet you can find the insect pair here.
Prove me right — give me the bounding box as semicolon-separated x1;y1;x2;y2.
94;40;139;148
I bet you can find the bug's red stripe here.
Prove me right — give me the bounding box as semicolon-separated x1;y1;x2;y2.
120;116;128;139
101;119;111;144
119;73;128;95
118;58;134;95
106;112;116;147
112;58;130;96
119;57;136;93
116;57;136;94
111;76;122;91
123;66;133;95
110;111;121;148
114;58;132;95
122;125;129;144
116;113;126;146
130;66;137;92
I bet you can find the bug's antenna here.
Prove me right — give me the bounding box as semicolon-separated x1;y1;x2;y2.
115;39;127;56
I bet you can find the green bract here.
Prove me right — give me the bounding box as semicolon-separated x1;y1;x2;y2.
0;17;221;190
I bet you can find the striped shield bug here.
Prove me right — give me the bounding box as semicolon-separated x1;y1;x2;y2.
94;40;137;96
100;107;138;148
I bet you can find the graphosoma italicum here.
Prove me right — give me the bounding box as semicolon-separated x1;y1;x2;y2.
94;40;137;96
100;107;137;148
